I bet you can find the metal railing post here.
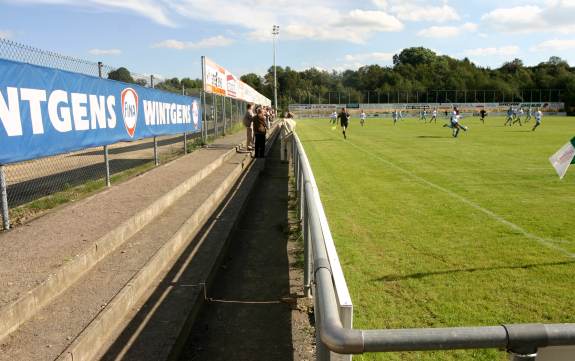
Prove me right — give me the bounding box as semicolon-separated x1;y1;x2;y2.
316;292;331;361
104;145;111;187
154;137;159;166
0;165;9;231
98;61;111;188
183;85;188;154
222;95;226;134
150;75;159;166
202;90;207;143
213;93;217;137
303;189;312;297
184;132;188;154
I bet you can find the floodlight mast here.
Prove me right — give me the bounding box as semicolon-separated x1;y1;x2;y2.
272;25;279;111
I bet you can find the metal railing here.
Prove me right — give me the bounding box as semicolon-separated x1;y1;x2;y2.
291;133;575;361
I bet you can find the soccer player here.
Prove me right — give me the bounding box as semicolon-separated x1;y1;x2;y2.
338;107;350;139
360;109;366;127
525;107;532;122
392;110;398;125
532;109;542;131
479;109;487;124
430;108;437;124
421;109;427;122
513;108;523;126
445;107;468;137
504;107;514;126
330;110;338;125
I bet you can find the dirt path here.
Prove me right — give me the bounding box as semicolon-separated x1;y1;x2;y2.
179;141;315;361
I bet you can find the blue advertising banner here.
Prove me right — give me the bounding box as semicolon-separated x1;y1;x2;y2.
0;58;201;164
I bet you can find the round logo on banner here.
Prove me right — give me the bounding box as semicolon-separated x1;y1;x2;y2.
192;100;199;127
121;88;138;138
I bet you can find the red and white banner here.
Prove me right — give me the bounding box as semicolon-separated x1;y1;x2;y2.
202;57;271;106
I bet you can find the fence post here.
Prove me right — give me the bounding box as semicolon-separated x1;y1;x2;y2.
0;165;9;231
98;61;112;188
183;85;187;154
222;95;226;135
104;146;111;187
150;75;159;166
213;93;217;137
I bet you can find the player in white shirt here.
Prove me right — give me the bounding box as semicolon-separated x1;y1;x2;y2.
532;109;542;131
504;107;514;126
421;110;427;122
330;111;338;125
360;109;367;127
513;108;523;126
429;108;437;124
525;107;532;122
444;107;468;137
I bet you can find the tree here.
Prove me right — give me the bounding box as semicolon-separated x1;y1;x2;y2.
107;67;135;83
393;47;437;67
500;58;524;74
548;56;569;67
240;73;263;92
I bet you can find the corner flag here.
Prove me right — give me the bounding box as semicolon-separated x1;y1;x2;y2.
549;137;575;179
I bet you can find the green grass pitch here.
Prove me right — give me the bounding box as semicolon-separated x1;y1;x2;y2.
296;115;575;360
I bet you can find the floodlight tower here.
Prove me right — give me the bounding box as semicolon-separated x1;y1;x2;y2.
272;24;279;111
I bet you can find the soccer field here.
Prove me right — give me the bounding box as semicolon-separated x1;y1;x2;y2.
296;116;575;360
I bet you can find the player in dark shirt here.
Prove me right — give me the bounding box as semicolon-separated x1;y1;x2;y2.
337;107;350;139
479;109;487;124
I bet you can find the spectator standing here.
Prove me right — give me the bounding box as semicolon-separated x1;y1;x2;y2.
253;107;268;158
280;117;296;163
243;103;255;150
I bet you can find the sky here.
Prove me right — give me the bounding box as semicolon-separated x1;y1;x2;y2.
1;0;575;80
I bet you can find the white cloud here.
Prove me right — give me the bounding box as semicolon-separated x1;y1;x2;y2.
341;10;403;32
0;30;12;39
6;0;406;43
88;48;121;55
462;46;520;57
372;0;388;9
390;2;460;22
8;0;174;26
344;52;395;63
152;35;234;49
184;1;404;44
481;2;575;34
417;22;477;38
530;39;575;51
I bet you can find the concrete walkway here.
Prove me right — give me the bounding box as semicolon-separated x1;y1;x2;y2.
178;140;303;361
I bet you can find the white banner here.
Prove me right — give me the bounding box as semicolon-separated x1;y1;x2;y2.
202;57;271;106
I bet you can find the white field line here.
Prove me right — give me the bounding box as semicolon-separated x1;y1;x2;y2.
342;139;575;258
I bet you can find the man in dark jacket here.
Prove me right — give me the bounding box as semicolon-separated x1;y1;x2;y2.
253;107;268;158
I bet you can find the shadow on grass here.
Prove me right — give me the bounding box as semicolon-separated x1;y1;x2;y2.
416;135;450;139
373;260;575;282
302;138;337;143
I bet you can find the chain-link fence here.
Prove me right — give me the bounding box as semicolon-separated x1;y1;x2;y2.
287;89;564;106
0;38;246;230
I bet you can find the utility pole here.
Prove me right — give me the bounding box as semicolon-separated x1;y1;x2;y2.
272;25;280;111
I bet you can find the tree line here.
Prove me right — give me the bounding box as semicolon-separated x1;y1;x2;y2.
108;47;575;113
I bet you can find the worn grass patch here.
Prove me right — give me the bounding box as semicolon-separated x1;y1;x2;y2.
297;116;575;360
